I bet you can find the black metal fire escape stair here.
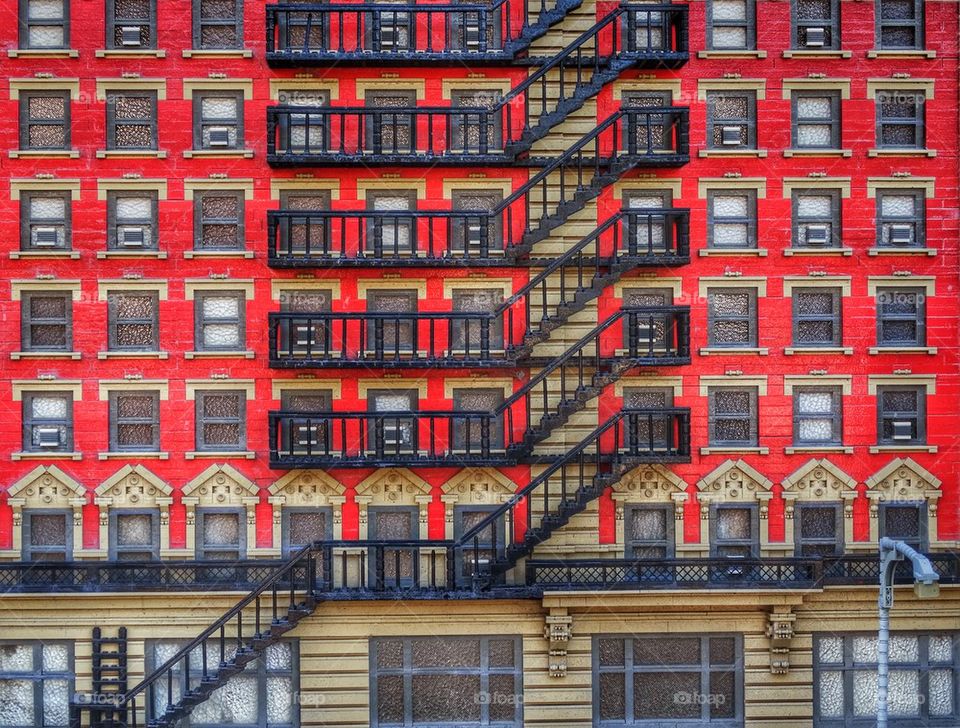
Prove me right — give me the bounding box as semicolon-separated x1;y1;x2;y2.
503;0;584;57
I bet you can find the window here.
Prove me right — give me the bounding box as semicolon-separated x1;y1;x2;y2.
880;502;926;550
109;510;160;560
195;390;246;451
371;637;522;727
876;287;925;347
0;642;73;727
278;290;333;356
193;92;243;150
278;190;331;256
107;191;157;250
792;0;840;48
707;387;758;447
814;633;955;725
792;288;842;347
194;191;244;251
368;507;418;586
148;641;296;727
452;388;504;452
595;634;743;726
706;92;757;149
193;0;242;49
876;0;924;49
791;92;841;149
195;508;246;560
106;92;157;150
624;505;674;558
706;0;755;50
19;92;69;150
366;190;416;256
367;290;417;354
282;507;331;559
792;190;841;248
876;89;925;149
707;288;757;348
19;0;69;49
277;89;330;155
278;389;332;455
450;90;502;153
195;292;246;351
707;190;757;249
108;391;160;452
712;505;758;557
363;7;412;51
107;292;160;351
876;385;926;445
450;189;503;254
106;0;155;48
20;191;71;251
22;392;73;453
623;387;676;452
623;91;674;154
20;293;72;352
876;189;925;247
365;91;416;154
450;288;504;353
367;390;417;454
795;504;843;556
22;511;71;561
623;189;673;254
454;506;505;583
793;387;842;446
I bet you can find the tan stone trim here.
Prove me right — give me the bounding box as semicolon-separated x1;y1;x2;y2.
699;446;769;456
269;177;341;200
784;445;854;455
96;251;168;260
782;276;852;297
867;78;935;100
184;380;256;400
183;48;254;59
699;376;768;397
96;179;168;200
697;79;766;101
98;380;170;400
867;49;937;59
12;380;83;401
867;375;935;395
95;150;168;160
699;347;769;356
358;379;429;399
268;78;340;101
868;445;938;454
98;451;169;460
270;379;343;400
443;378;514;399
10;352;82;360
442;278;514;298
698;248;768;257
866;276;935;297
182;149;254;159
355;78;426;100
8;149;81;159
781;177;852;198
356;279;427;300
11;279;82;301
95;78;167;100
781;78;851;100
612;79;683;101
183;178;255;200
271;278;342;301
697;178;766;198
183;279;255;300
867;247;937;257
698;149;768;159
614;376;683;398
866;177;935;198
867;148;937;158
356;177;428;198
697;50;767;60
9;78;81;100
95;49;166;59
783;375;852;396
782;49;852;59
868;346;938;355
783;148;853;158
698;277;768;297
441;78;513;97
184;350;254;360
181;78;253;99
97;280;169;301
7;49;79;58
183;251;255;260
185;450;256;460
612;177;684;200
97;351;169;360
613;277;683;298
9;179;81;200
784;346;853;355
440;178;515;198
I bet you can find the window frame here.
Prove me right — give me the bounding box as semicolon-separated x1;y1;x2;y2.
364;90;418;155
20;291;72;352
192;0;243;50
792;386;843;447
876;0;925;50
193;189;245;251
794;503;844;557
876;189;925;248
0;640;75;727
876;286;926;347
707;189;757;249
21;509;73;561
22;390;73;453
879;501;928;551
108;390;161;452
706;91;757;150
792;287;842;348
707;287;758;348
19;0;70;49
453;504;506;585
105;91;158;151
194;290;246;352
107;291;160;352
707;386;758;447
792;189;841;248
449;89;504;153
192;90;244;150
195;507;247;560
20;190;72;252
451;387;505;452
711;503;760;558
282;507;333;560
706;0;755;50
791;91;842;150
623;504;675;559
791;0;840;49
194;389;247;451
19;91;70;151
106;190;158;250
875;89;925;149
876;384;926;446
367;389;419;454
106;0;157;49
108;508;161;561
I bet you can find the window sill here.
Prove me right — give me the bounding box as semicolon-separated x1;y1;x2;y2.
184;350;256;359
183;250;254;259
11;351;82;360
96;150;168;159
9;250;80;259
868;346;938;354
700;446;769;455
868;247;936;257
869;445;937;454
183;48;254;58
97;351;169;360
699;347;769;356
784;346;853;355
785;446;853;454
698;149;768;158
782;49;852;59
783;148;852;158
697;50;767;59
699;248;767;257
186;450;256;460
8;48;79;58
867;148;936;158
11;451;82;461
98;451;169;460
9;149;80;159
783;247;853;257
867;49;936;59
95;49;166;58
97;251;168;259
183;149;254;158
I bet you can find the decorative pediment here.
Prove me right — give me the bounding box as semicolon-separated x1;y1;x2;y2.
269;470;346;506
865;458;942;505
781;459;857;501
95;465;173;508
612;465;687;501
355;468;432;504
7;465;87;507
441;468;517;504
182;463;259;506
697;459;773;502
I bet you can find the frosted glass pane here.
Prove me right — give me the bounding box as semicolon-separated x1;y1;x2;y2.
713;0;746;20
798;392;833;413
29;26;64;46
818;671;844;717
117;197;151;219
797;97;832;118
28;0;63;19
200;97;237;120
797;195;832;217
0;646;34;672
888;670;920;716
117;514;153;546
853;637;877;663
265;642;292;671
42;644;69;672
852;670;877;715
799;419;833;441
30;197;65;218
374;395;412;412
43;679;70;726
630;509;667;541
929;669;954;715
716;509;752;539
191;675;257;723
881;195;915;216
32;396;67;419
373;196;410;211
712;27;746;48
798;125;832;146
713;195;749;218
203;325;240;347
202;297;240;318
714;223;748;246
203;513;240;546
0;680;34;725
266;676;292;722
929;636;953;662
889;635;919;663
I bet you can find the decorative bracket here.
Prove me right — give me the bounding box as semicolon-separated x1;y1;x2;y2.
544;610;573;678
765;611;796;675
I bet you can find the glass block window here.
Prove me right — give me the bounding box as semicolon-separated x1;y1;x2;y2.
194;191;244;250
105;92;157;150
19;92;69;150
880;502;926;550
876;287;925;347
792;190;841;248
365;91;417;154
196;509;245;560
106;0;155;48
193;0;242;49
795;504;842;556
452;388;504;451
712;505;757;557
193;92;243;150
595;634;743;725
792;92;841;149
109;510;160;560
625;505;674;558
793;387;842;446
707;288;758;347
876;189;925;247
371;637;522;727
0;641;73;726
792;0;840;49
876;0;924;49
366;190;416;255
451;288;504;352
107;191;157;250
367;290;417;353
706;92;756;149
195;390;246;451
814;633;956;725
707;190;757;248
454;506;504;582
108;391;160;452
148;641;296;727
792;288;842;347
20;191;71;251
22;392;72;453
707;387;758;447
876;385;926;446
19;0;69;49
706;0;755;50
20;293;71;352
875;89;925;148
107;292;159;351
195;292;245;351
22;511;71;562
450;90;503;153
